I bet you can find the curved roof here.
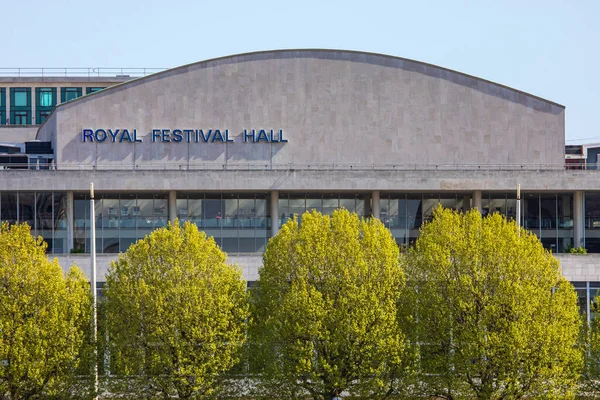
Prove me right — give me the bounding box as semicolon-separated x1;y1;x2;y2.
50;49;564;112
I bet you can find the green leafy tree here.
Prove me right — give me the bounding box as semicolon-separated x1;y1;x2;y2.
0;222;91;400
250;209;406;400
583;298;600;394
104;220;249;399
401;207;582;399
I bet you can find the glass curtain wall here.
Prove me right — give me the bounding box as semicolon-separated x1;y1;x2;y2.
176;193;268;253
277;193;366;227
0;191;67;253
585;193;600;253
520;193;573;253
381;193;471;246
74;193;168;254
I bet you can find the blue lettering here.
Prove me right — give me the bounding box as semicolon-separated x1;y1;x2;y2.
212;130;224;143
243;129;255;143
184;129;193;143
269;129;279;143
256;129;269;143
108;129;119;142
225;129;234;143
119;129;132;143
95;129;107;142
162;129;171;142
172;129;183;142
279;129;288;143
82;129;94;142
195;130;199;143
133;129;142;142
200;129;211;142
152;129;161;142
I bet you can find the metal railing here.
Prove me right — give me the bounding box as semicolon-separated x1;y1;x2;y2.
0;67;167;78
0;161;596;172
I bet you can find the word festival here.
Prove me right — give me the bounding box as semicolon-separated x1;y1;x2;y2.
81;129;288;144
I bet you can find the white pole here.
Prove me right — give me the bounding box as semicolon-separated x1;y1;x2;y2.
516;184;521;232
90;183;98;399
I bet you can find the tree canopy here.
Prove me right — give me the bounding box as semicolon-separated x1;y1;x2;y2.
0;222;91;400
400;207;582;400
250;209;406;400
104;220;249;399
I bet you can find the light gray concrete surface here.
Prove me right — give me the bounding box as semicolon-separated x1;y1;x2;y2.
35;50;565;169
54;253;263;283
0;127;38;142
55;252;596;285
0;169;599;192
557;254;600;282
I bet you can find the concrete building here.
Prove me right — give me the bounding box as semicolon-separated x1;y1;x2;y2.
0;50;598;312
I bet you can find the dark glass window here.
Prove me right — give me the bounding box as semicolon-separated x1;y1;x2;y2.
12;111;30;125
9;88;32;125
38;111;52;124
86;87;105;94
61;87;82;102
0;88;5;125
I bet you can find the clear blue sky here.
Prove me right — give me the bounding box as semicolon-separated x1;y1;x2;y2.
3;0;598;142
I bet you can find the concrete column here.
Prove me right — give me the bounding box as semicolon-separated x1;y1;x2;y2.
574;191;584;248
31;86;36;125
371;191;381;219
5;86;9;125
168;191;177;224
66;191;74;253
270;191;279;237
473;190;482;213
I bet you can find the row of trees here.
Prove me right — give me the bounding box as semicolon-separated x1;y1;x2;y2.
0;208;596;399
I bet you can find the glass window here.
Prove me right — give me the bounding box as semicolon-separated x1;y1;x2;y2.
10;88;31;108
86;87;105;94
322;195;339;216
1;192;18;223
38;88;55;107
12;111;30;125
38;111;51;124
14;92;27;107
61;87;82;102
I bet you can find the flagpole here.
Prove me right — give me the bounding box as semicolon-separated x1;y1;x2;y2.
516;184;521;233
90;183;98;399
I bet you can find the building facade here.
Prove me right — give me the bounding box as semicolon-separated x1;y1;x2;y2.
0;50;599;313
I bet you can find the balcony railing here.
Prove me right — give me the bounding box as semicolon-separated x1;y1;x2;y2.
0;67;167;78
1;161;599;171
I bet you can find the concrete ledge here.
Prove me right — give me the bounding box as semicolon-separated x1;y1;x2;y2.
53;253;263;283
556;254;600;281
2;169;600;192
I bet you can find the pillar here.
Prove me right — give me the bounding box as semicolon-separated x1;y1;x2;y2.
270;191;279;237
371;191;381;219
31;86;36;125
168;191;177;224
574;191;584;248
472;190;482;213
66;191;74;253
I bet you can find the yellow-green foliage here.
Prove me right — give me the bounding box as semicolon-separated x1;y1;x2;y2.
0;222;91;399
105;220;249;399
250;209;406;400
402;206;582;400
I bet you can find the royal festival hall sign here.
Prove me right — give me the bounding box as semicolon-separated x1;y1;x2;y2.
81;129;288;143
